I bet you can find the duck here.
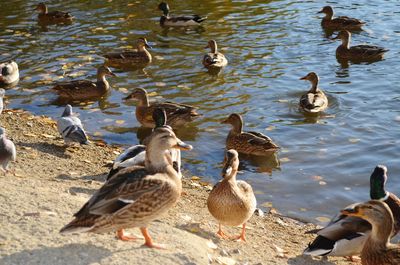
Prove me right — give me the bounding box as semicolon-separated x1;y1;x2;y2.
106;108;181;180
52;66;116;101
318;6;364;30
60;126;193;248
203;40;228;69
0;127;16;173
0;61;19;86
103;38;152;68
333;30;388;62
304;165;400;259
158;2;207;27
341;200;400;265
124;88;201;128
57;105;89;145
35;3;73;24
299;72;328;113
207;149;256;241
221;113;279;156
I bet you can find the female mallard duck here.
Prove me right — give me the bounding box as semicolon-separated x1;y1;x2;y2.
318;6;364;30
299;72;328;113
104;38;152;68
341;200;400;265
124;88;201;128
221;113;279;156
60;126;193;248
158;2;207;27
35;3;73;24
207;149;256;241
203;40;228;69
0;61;19;86
107;108;181;180
52;66;116;101
304;165;400;259
334;30;388;62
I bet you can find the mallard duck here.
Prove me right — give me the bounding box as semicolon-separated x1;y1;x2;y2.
207;149;256;241
318;6;364;30
203;40;228;69
106;108;181;180
299;72;328;113
104;38;152;68
0;127;16;173
221;113;279;156
0;61;19;85
35;3;73;24
57;105;89;145
334;30;388;62
304;165;400;258
60;126;193;248
158;2;207;27
341;200;400;265
124;88;201;128
52;66;115;101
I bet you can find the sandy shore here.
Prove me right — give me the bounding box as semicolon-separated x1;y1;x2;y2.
0;109;351;265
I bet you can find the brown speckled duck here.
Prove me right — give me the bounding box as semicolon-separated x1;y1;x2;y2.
125;88;201;128
299;72;328;113
60;127;193;248
341;200;400;265
318;6;364;30
207;149;256;241
334;30;388;62
104;38;152;68
52;66;115;101
221;113;279;156
203;40;228;69
35;3;73;24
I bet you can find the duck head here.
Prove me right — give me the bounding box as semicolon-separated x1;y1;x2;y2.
35;3;48;14
137;38;152;50
124;87;148;103
221;113;243;133
370;165;389;200
221;149;239;180
318;6;334;19
205;40;218;53
158;2;170;16
97;66;116;77
300;72;319;91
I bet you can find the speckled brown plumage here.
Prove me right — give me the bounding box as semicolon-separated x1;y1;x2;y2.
104;38;152;68
35;3;73;24
318;6;364;30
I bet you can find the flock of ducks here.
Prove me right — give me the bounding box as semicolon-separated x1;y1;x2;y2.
0;2;397;264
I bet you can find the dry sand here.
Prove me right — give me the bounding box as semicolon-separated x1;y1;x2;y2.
0;109;352;265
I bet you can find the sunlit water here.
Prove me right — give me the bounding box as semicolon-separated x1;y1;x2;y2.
1;0;399;224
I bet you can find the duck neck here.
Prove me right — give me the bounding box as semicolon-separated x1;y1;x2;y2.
210;42;218;54
137;44;147;52
145;147;171;173
364;216;393;253
96;73;109;89
137;93;149;107
309;79;319;93
323;11;333;21
341;35;350;49
370;181;388;201
230;119;243;135
40;5;48;14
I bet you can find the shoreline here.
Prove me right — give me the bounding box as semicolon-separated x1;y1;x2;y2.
0;109;350;265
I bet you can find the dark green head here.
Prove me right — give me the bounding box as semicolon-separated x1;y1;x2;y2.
158;2;170;16
370;165;388;200
152;108;168;128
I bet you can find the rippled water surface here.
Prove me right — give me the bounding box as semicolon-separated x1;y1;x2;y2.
1;0;399;223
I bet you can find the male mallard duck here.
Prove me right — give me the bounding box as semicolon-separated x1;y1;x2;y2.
304;165;400;258
57;105;89;145
158;2;207;27
0;127;16;173
221;113;279;156
318;6;364;30
104;38;152;68
207;149;256;241
341;200;400;265
35;3;73;24
125;88;201;128
0;61;19;86
106;108;181;180
333;30;388;62
52;66;116;101
60;127;193;248
299;72;328;113
203;40;228;69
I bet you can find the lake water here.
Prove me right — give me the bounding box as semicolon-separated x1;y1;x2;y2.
1;0;399;224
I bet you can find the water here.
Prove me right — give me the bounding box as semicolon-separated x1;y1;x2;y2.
1;0;399;223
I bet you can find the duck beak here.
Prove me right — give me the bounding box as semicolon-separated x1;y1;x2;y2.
220;118;228;124
317;10;323;14
174;140;193;151
299;76;307;80
332;35;340;40
145;43;152;49
109;72;116;77
204;44;210;49
124;94;134;100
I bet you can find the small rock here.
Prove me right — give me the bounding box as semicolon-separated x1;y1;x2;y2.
220;249;229;257
231;249;241;255
216;256;236;265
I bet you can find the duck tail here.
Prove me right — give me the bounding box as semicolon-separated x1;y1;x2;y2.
303;236;334;256
193;15;207;23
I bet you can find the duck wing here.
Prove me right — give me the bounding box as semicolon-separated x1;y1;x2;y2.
53;80;96;91
350;45;388;57
333;16;364;27
241;131;279;150
104;50;142;60
107;145;146;180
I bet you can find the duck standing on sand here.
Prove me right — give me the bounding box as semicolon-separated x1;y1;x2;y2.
207;149;256;241
104;38;152;68
35;3;73;24
299;72;328;113
318;6;364;30
0;61;19;86
158;2;207;27
60;127;193;248
203;40;228;69
57;105;89;145
0;127;16;173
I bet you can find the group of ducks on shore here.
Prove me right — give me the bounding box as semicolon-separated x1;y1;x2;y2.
0;2;397;264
